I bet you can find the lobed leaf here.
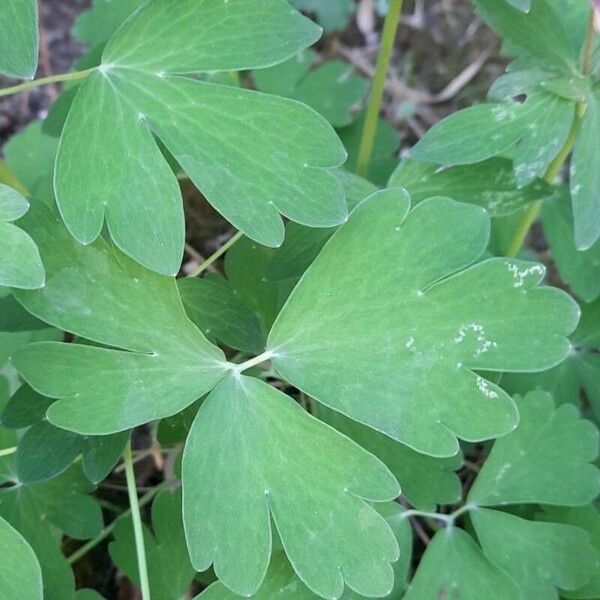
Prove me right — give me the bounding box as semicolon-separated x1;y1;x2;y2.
56;0;346;275
12;201;227;434
269;190;578;456
469;391;600;506
0;0;38;78
182;374;400;598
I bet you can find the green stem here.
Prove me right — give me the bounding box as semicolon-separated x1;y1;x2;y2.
0;447;16;458
505;8;595;258
187;231;243;277
0;68;94;98
402;503;476;526
67;485;160;565
356;0;404;177
233;349;275;373
124;441;152;600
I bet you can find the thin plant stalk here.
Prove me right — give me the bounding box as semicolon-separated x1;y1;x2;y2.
187;230;243;277
0;68;94;98
356;0;404;177
124;440;152;600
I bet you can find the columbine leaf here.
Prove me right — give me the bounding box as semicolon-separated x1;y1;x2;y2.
182;374;400;598
255;50;368;127
56;0;346;275
472;507;597;599
11;201;227;434
198;504;412;600
543;189;600;303
315;404;461;511
403;527;522;600
539;505;600;599
0;184;44;290
0;516;43;600
410;92;575;185
178;276;264;355
469;391;600;506
389;157;553;216
0;0;38;78
269;190;578;456
109;489;195;600
1;384;53;428
473;0;576;70
0;295;47;332
570;91;600;250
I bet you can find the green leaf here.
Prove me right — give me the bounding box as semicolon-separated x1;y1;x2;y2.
0;294;47;332
571;91;600;250
543;189;600;302
0;0;38;78
255;50;368;127
56;0;346;275
109;489;195;600
292;0;355;31
504;0;530;10
0;184;44;290
403;527;522;600
269;190;578;456
183;374;400;598
469;391;600;506
16;421;82;483
198;504;412;600
410;93;575;183
12;201;227;434
81;431;128;484
389;157;554;216
1;384;53;428
539;504;600;599
473;0;576;70
315;404;461;511
178;276;264;354
73;0;145;48
473;507;597;599
0;516;43;600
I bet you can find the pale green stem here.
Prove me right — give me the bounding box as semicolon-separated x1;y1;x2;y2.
506;8;595;258
402;503;476;526
67;485;160;565
233;349;275;373
187;231;243;277
356;0;404;177
0;68;94;98
0;447;16;458
124;441;152;600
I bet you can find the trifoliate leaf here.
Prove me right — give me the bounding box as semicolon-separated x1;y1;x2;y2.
73;0;145;48
388;157;554;216
472;507;597;599
269;190;578;456
539;505;600;599
469;391;600;506
403;527;522;600
316;404;461;511
543;189;600;303
0;184;44;290
292;0;355;31
268;171;377;280
12;201;227;434
183;374;400;598
56;0;346;275
178;276;264;355
0;516;43;600
198;504;411;600
255;50;368;127
110;489;195;600
0;0;38;78
339;112;398;185
410;92;575;186
473;0;577;70
570;91;600;250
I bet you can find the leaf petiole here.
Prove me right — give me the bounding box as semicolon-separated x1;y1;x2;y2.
0;446;17;458
402;503;477;527
187;231;243;277
0;68;95;98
